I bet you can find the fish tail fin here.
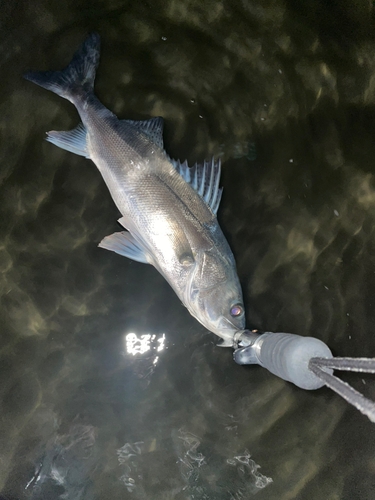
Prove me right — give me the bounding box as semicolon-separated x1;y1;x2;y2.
24;33;100;103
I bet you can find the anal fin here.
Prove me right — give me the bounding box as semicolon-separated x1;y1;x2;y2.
98;231;149;264
46;123;89;158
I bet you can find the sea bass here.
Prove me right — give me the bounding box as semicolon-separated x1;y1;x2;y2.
25;34;245;345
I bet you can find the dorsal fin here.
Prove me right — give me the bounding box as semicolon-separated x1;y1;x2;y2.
170;157;223;215
122;117;164;149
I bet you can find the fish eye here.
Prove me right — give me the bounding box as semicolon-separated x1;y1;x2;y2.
230;304;243;317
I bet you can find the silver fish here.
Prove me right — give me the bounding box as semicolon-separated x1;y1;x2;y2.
24;34;245;345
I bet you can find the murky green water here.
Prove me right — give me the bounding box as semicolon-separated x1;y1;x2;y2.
1;0;375;498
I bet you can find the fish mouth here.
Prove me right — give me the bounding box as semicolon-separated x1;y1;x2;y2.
186;307;237;339
218;316;237;329
208;316;243;347
211;315;243;338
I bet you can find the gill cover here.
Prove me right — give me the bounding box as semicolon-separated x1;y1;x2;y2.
184;250;245;339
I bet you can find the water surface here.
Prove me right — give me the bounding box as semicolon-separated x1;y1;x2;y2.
1;0;375;498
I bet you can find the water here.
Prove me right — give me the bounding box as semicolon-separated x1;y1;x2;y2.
1;0;375;498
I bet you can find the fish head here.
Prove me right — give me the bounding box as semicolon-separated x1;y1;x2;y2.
186;250;245;343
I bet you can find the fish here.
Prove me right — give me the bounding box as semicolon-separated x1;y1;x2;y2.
24;33;245;346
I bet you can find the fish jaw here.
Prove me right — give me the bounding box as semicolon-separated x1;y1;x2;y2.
182;249;246;344
189;307;245;346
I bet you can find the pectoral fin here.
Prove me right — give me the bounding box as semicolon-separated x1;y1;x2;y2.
118;216;194;267
98;231;149;264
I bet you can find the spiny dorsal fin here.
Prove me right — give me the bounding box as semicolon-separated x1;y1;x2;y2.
122;116;164;149
170;157;223;215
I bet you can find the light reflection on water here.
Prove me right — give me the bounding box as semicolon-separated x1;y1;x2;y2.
125;332;166;356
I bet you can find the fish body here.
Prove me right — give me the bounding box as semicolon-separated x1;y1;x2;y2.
24;34;245;344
